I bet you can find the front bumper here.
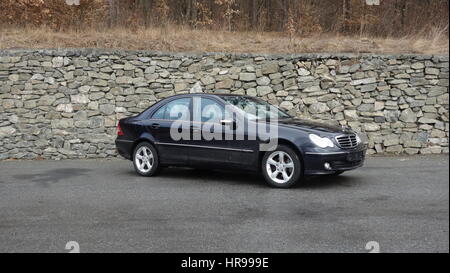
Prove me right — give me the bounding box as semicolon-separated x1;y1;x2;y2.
303;148;366;175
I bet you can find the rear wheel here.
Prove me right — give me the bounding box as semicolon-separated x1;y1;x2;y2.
133;142;160;177
262;145;302;188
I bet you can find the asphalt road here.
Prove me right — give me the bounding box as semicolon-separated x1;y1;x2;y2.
0;155;448;253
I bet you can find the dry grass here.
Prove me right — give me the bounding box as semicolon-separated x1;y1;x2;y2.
0;26;448;55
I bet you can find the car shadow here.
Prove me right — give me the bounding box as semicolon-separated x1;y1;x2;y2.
300;174;359;189
132;167;357;189
158;167;266;187
13;168;91;187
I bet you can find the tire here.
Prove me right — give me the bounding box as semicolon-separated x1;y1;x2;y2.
262;145;302;188
132;142;160;177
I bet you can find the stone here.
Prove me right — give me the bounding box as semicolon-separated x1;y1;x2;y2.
425;67;440;75
246;88;257;96
257;86;273;96
303;86;321;92
0;126;16;137
404;88;420;96
71;95;89;104
169;60;182;69
116;76;133;84
190;82;203;93
386;145;403;154
309;103;330;114
283;78;296;88
404;140;422;148
156;90;175;98
384;110;400;122
350;78;376;86
261;63;279;75
52;57;64;68
51;119;73;129
88;101;99;110
298;68;310;76
359;84;377;92
428;87;447;97
239;73;257;82
256;76;271;86
411;62;425;70
93;79;108;87
3;99;16;109
404;148;420;155
384;135;400;146
115;107;127;113
201;76;215;85
79;86;91;93
56;103;73;113
280;101;294;110
8;74;19;81
374;101;385;111
364;123;380;132
418;117;438;124
344;110;358;121
99;104;116;115
215;79;234;89
276;90;289;97
174;82;188;92
399;108;417;123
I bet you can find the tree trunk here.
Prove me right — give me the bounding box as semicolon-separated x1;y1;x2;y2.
251;0;258;30
341;0;350;34
187;0;198;27
108;0;116;27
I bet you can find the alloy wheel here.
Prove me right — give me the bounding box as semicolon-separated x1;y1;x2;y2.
265;151;295;184
135;146;154;173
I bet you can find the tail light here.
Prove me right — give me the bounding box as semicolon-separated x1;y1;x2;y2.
117;122;124;136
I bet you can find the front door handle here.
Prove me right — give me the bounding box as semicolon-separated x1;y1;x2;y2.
151;123;160;129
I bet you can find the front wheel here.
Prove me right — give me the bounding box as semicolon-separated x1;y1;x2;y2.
133;142;160;177
262;145;302;188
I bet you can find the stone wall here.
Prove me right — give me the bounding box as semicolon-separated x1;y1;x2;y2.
0;49;448;160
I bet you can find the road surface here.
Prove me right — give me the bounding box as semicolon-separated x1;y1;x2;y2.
0;155;448;252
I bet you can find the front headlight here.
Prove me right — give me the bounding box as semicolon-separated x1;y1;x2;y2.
355;134;361;144
309;134;335;148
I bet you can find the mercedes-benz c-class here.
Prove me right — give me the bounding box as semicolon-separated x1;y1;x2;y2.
115;94;366;188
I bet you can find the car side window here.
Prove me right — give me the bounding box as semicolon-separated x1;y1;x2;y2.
151;105;166;119
151;98;191;121
200;98;224;123
164;98;191;121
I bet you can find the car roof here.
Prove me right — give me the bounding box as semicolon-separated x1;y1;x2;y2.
164;93;252;99
140;93;252;118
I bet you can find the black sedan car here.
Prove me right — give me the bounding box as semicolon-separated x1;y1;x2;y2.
115;94;366;188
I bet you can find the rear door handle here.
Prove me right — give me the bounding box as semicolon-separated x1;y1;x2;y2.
151;123;160;129
190;125;201;133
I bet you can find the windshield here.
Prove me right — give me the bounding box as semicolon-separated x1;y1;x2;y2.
221;96;292;120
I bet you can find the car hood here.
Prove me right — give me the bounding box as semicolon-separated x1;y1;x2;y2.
275;118;352;134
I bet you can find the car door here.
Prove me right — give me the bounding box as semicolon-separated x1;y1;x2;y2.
188;96;258;169
188;96;231;165
225;112;259;168
146;97;191;165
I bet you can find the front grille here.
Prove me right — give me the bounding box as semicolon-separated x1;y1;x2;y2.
335;134;358;149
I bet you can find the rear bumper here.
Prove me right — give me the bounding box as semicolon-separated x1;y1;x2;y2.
115;139;134;160
303;149;366;175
